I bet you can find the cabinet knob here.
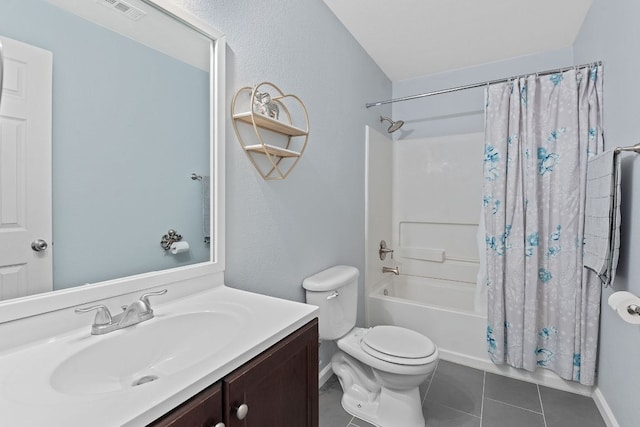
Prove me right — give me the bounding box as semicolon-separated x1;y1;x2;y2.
234;403;249;420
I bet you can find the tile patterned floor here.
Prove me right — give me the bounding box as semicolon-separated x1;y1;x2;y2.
319;360;607;427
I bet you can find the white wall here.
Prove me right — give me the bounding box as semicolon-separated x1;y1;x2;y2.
392;132;484;284
573;1;640;426
364;126;394;324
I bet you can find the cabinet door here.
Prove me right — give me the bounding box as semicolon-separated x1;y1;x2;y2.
224;319;318;427
149;382;223;427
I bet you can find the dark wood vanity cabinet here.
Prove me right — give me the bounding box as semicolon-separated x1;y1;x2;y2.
224;319;319;427
149;319;318;427
151;383;223;427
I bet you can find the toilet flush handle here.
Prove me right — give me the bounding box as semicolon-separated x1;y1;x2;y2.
327;291;339;300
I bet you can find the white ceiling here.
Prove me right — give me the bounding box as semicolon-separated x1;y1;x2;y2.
322;0;593;81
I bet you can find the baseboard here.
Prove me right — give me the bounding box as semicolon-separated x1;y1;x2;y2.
318;363;334;388
593;387;620;427
438;348;594;396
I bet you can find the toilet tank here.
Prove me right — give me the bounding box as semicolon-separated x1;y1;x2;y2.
302;265;359;340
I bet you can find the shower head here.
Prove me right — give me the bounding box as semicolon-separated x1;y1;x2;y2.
380;116;404;133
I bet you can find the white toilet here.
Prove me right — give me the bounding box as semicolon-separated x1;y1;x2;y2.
303;265;438;427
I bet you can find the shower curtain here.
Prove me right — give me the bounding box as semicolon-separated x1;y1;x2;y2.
482;65;603;385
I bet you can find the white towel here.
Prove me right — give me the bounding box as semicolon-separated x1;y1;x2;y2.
583;150;621;286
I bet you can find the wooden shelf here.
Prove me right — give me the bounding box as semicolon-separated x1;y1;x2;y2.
244;144;301;158
231;82;310;180
233;112;307;137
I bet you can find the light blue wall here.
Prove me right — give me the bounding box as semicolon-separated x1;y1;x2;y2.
392;48;574;139
175;0;392;366
178;0;391;304
0;0;210;289
573;1;640;426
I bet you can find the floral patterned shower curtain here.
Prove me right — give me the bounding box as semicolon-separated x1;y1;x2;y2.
483;65;603;385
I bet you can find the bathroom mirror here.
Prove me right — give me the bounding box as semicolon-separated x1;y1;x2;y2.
0;0;225;305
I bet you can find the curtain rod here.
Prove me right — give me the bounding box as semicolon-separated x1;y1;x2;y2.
365;61;603;108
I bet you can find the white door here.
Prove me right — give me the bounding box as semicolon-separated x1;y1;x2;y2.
0;36;52;300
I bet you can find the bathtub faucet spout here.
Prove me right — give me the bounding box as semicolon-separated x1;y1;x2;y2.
382;266;400;275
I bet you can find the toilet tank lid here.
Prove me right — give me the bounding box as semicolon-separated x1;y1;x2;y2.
302;265;359;291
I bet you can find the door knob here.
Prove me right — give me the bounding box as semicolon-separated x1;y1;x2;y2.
234;403;249;420
31;239;48;252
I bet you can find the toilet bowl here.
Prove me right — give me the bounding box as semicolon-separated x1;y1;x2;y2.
333;326;438;427
303;265;439;427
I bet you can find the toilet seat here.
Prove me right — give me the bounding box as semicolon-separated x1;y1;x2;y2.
361;326;436;366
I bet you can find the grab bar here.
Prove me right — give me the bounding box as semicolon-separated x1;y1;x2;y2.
0;40;4;109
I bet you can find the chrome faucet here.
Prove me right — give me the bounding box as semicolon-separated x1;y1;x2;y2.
382;266;400;275
75;289;167;335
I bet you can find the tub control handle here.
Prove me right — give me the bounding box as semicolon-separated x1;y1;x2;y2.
379;240;394;260
327;291;339;300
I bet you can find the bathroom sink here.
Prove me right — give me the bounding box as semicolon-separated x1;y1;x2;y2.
0;285;318;426
50;310;242;395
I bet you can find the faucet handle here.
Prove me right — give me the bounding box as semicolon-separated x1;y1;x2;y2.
75;304;113;325
139;289;167;309
379;240;394;260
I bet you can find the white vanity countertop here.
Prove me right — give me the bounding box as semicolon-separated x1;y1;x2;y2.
0;284;318;426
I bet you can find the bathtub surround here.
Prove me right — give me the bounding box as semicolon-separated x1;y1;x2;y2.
483;65;604;385
391;132;484;286
366;125;596;393
364;127;394;327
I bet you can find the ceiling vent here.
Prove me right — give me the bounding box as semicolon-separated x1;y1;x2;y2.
97;0;146;21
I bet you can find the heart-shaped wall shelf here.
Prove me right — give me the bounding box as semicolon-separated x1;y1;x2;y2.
231;82;309;180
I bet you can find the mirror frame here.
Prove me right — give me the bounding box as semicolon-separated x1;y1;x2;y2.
0;0;225;323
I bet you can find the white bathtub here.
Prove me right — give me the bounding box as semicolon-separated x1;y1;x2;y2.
367;274;595;395
368;275;490;363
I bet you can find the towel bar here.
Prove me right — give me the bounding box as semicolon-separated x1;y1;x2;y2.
614;143;640;154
